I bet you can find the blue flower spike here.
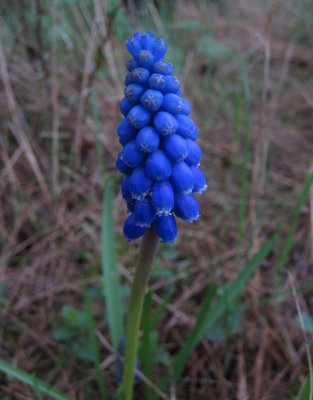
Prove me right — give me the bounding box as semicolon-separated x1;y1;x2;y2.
117;32;207;243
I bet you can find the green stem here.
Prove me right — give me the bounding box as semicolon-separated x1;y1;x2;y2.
120;225;159;400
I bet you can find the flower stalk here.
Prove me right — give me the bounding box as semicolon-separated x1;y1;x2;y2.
120;224;159;400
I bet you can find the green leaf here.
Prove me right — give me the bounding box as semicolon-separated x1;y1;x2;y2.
0;357;73;400
237;57;251;252
207;309;241;342
53;326;76;342
277;171;313;284
299;373;312;400
84;289;107;400
197;34;232;60
151;288;174;329
91;89;105;182
101;179;124;352
171;234;278;384
142;290;153;400
61;305;81;326
170;284;218;383
69;341;94;362
176;19;203;32
295;313;313;334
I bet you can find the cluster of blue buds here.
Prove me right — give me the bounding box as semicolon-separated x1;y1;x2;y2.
116;32;207;244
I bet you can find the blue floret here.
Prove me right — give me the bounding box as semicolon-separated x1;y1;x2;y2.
126;105;151;129
171;161;195;194
120;141;144;168
133;200;156;227
156;214;177;243
151;181;174;216
153;111;178;136
174;193;200;223
140;89;163;112
124;214;146;241
136;126;160;153
116;31;207;243
145;149;172;181
124;83;145;102
163;134;188;162
129;166;153;200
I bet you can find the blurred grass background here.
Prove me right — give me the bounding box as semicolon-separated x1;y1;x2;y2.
0;0;313;399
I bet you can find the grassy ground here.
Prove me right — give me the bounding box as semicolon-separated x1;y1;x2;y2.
0;0;313;399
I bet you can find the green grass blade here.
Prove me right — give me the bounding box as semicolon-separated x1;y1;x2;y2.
231;90;243;159
276;171;313;284
237;57;251;252
142;290;153;400
0;358;73;400
91;89;106;183
299;372;312;400
101;179;124;353
92;82;123;354
171;234;277;383
171;284;218;383
151;288;174;329
84;288;107;400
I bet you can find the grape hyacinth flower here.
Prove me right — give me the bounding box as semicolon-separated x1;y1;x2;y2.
117;32;207;400
116;31;207;245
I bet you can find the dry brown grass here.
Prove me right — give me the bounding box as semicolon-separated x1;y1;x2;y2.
0;0;313;399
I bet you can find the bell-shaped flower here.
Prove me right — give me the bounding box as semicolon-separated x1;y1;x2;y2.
174;193;199;223
130;67;150;84
116;153;133;175
133;200;156;227
124;83;145;103
171;161;195;193
145;150;172;181
148;74;166;92
140;89;163;112
190;166;207;194
153;111;178;136
164;75;180;94
136;126;160;153
119;97;136;116
163;134;188;162
156;214;177;243
152;61;173;75
126;59;139;71
151;181;174;216
120;141;144;168
162;93;185;114
137;50;155;68
126;105;151;129
121;176;133;202
117;119;137;143
176;114;196;138
124;214;146;241
153;38;167;61
129;166;153;200
185;139;202;166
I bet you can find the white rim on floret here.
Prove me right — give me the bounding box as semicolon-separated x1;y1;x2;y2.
185;214;200;223
131;190;151;200
134;221;152;228
155;209;173;216
181;188;193;194
195;184;208;195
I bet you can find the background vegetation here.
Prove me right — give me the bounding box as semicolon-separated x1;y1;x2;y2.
0;0;313;399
